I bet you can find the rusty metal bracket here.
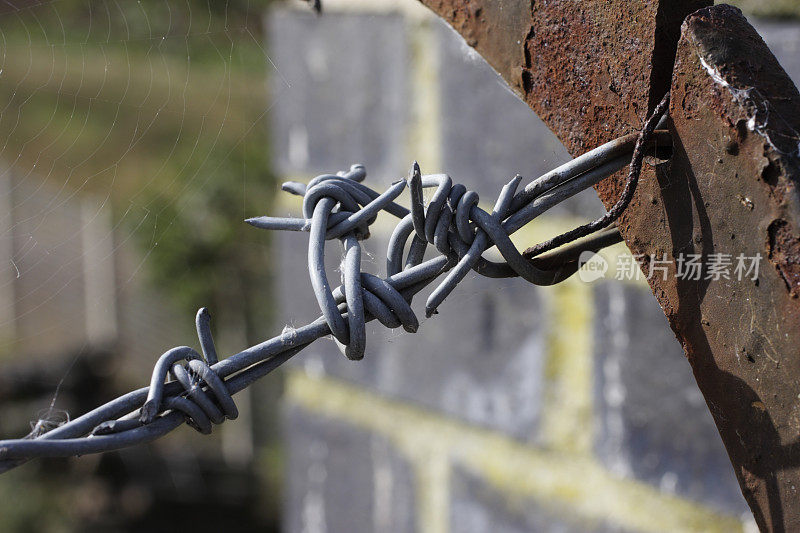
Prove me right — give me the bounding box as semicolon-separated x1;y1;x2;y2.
419;0;800;529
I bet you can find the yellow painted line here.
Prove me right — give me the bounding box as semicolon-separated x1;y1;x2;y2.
285;371;744;533
398;18;450;532
406;18;442;173
540;277;593;454
415;445;450;533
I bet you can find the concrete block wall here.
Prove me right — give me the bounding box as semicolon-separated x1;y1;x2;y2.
267;4;799;531
0;165;202;380
0;169;117;357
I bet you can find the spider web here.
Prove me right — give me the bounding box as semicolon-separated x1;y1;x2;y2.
0;0;288;442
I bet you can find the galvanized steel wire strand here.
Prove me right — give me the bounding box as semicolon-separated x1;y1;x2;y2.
0;95;670;473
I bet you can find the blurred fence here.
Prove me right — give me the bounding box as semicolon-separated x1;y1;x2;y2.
267;3;800;532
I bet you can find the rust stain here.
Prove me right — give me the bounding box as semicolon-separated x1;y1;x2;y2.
768;219;800;298
638;6;800;530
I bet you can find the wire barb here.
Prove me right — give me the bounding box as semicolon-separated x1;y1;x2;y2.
0;97;671;472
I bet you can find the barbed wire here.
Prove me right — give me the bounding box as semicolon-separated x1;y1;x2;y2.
0;94;670;474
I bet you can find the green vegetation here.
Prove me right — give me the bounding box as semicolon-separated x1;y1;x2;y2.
727;0;800;20
0;467;70;533
0;0;277;342
0;1;283;529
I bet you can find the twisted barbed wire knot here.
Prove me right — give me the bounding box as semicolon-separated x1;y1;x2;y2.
93;308;237;436
247;93;671;362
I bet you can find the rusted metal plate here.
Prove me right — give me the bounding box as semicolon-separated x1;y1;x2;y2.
419;0;708;272
420;0;800;528
419;0;707;158
607;6;800;528
656;6;800;530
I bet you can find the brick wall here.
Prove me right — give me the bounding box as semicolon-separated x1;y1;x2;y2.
266;4;800;531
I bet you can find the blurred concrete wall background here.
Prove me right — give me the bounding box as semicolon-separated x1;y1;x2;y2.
0;160;265;531
0;168;184;390
267;3;800;532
